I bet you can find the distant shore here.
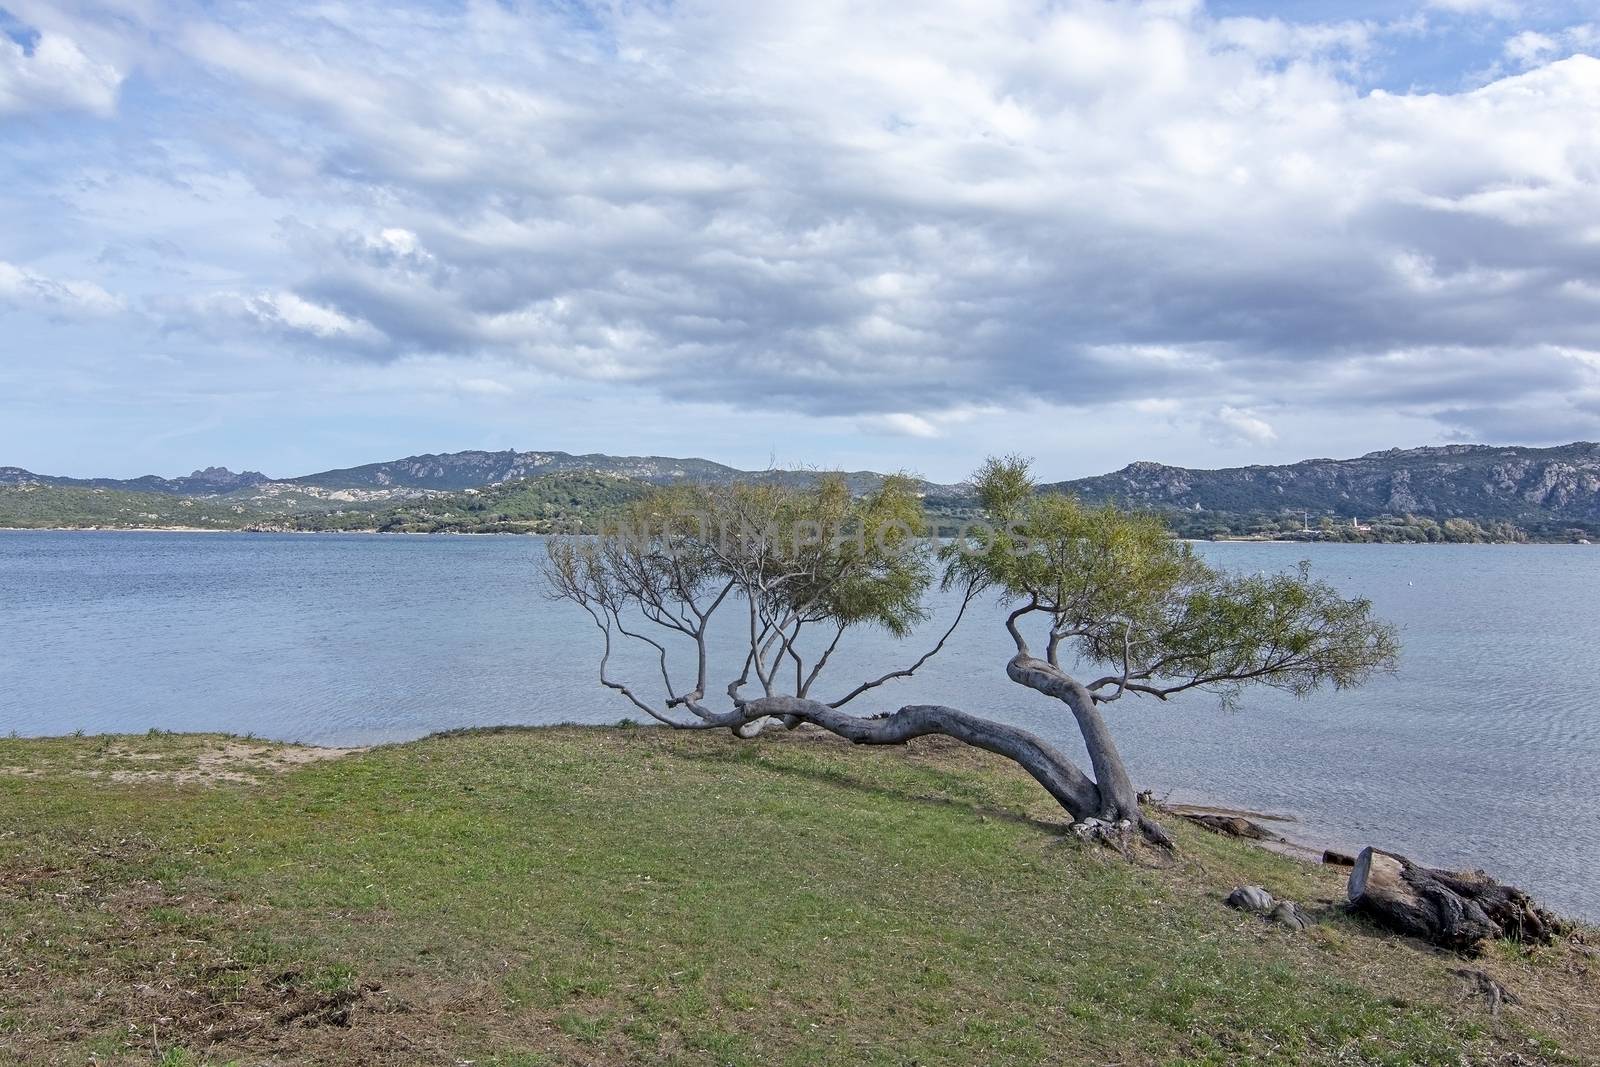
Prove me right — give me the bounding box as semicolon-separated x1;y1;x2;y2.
4;525;1591;544
0;525;522;536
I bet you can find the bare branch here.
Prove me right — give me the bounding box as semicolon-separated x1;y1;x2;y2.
829;579;980;709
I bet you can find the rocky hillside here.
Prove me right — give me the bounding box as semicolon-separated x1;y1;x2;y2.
10;442;1600;526
287;449;739;490
1;450;942;498
0;465;268;495
1050;443;1600;522
288;449;937;494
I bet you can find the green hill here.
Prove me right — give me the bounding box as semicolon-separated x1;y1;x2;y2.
0;484;265;530
292;472;652;533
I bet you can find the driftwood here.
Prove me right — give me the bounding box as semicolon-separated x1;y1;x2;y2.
1179;812;1281;840
1348;847;1559;953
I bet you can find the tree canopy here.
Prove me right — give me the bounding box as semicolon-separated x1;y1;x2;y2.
953;456;1399;709
545;458;1400;842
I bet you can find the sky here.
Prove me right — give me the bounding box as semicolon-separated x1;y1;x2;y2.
2;0;1599;484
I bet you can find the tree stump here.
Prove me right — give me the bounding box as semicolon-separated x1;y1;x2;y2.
1347;847;1558;953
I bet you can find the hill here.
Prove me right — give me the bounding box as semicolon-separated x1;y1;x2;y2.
8;442;1600;539
0;464;268;495
0;484;269;530
1;726;1594;1064
1052;443;1600;527
0;474;656;534
1;450;942;499
290;472;653;533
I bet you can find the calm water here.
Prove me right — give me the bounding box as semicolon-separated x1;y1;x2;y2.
2;531;1597;919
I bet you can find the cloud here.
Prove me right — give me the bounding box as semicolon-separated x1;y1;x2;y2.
455;377;514;398
0;260;123;315
174;290;384;347
1426;0;1522;18
0;24;121;116
1504;24;1598;69
859;413;941;439
1207;406;1279;447
6;0;1600;469
1505;30;1558;66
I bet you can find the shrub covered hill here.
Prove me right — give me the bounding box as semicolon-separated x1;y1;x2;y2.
3;442;1600;539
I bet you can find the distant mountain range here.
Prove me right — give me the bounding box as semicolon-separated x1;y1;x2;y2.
5;441;1600;526
277;450;929;494
0;464;271;496
0;450;937;497
1047;442;1600;523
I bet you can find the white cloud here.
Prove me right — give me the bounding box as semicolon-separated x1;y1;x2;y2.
859;413;941;439
0;260;123;315
1208;406;1279;446
456;377;513;397
1505;30;1558;66
179;290;384;346
7;0;1600;469
0;29;121;116
1426;0;1522;18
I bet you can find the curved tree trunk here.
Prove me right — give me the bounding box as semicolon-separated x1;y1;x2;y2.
734;696;1107;823
1006;655;1139;820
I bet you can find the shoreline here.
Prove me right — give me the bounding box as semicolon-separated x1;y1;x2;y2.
3;525;1592;544
0;525;529;536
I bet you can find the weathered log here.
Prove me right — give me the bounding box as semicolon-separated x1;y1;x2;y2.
1348;847;1558;953
1321;848;1356;867
1179;812;1281;841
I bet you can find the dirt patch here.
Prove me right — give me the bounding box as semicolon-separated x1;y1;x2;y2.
0;739;365;786
164;740;365;784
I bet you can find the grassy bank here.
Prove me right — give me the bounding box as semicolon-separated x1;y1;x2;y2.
1;728;1594;1066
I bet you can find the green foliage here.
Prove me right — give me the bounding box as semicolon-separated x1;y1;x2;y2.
1157;509;1532;544
956;458;1399;704
552;474;934;640
0;474;652;534
969;454;1035;521
0;485;268;529
299;473;651;534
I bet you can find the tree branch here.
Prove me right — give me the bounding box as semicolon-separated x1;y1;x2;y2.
828;579;980;709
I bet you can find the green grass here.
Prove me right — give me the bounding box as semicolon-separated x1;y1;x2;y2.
0;727;1593;1065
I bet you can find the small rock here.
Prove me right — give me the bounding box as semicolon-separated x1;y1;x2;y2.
1269;901;1311;931
1225;885;1276;913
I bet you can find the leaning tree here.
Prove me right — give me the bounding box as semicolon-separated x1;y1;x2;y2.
948;457;1399;843
545;463;1397;847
